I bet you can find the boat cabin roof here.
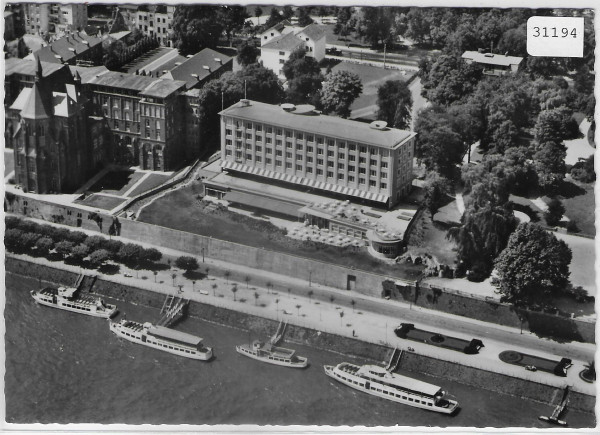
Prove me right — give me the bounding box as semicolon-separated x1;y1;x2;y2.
357;364;442;397
147;324;203;346
253;340;295;358
58;286;77;298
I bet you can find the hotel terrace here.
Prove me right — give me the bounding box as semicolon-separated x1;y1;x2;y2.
218;100;416;209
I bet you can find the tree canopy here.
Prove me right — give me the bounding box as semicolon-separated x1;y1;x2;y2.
320;70;363;118
376;80;413;130
236;40;259;66
171;5;224;55
495;223;572;305
175;255;200;272
282;49;324;105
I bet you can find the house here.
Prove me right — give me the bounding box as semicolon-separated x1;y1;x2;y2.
461;51;523;76
260;23;327;80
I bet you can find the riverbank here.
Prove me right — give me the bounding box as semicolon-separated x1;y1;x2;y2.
8;257;595;414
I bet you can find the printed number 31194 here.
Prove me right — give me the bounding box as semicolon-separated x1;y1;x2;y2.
527;17;584;57
531;27;577;38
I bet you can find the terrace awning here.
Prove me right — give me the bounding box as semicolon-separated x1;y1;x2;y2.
224;190;301;218
221;161;389;204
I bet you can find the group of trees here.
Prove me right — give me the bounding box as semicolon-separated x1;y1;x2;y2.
5;217;162;271
103;29;158;71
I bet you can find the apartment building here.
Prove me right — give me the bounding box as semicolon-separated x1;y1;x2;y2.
219;100;415;208
86;71;187;171
24;3;88;36
134;5;175;47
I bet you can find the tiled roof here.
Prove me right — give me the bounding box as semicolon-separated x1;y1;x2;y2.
162;48;232;89
33;32;102;64
5;57;65;78
262;32;304;52
462;51;523;67
20;83;52;119
87;70;186;98
68;65;109;84
298;23;326;41
220;100;415;149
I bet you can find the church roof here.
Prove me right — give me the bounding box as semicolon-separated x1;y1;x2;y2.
20;82;52;120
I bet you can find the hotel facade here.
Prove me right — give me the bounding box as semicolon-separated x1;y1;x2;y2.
219;100;415;208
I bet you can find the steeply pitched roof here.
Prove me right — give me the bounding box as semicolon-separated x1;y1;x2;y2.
20;82;52;119
87;70;186;98
262;32;304;52
5;57;65;78
33;32;102;64
260;19;292;37
220;100;415;150
162;48;232;89
297;23;326;41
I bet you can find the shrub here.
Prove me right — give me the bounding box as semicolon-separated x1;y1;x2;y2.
34;236;54;256
566;220;579;233
68;231;88;245
55;240;75;258
88;249;111;268
544;198;565;226
4;228;24;251
175;256;199;272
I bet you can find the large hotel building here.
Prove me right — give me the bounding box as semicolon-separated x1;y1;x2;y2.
219;100;415;208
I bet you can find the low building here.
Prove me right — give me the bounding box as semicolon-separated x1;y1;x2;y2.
461;51;523;76
260;22;326;79
219;99;416;209
162;48;233;90
27;31;103;66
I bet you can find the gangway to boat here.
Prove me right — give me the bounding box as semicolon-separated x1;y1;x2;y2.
539;386;570;426
74;273;85;290
157;295;189;327
270;321;287;345
386;347;403;372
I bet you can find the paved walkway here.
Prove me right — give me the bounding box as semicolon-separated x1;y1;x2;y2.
12;216;596;397
564;119;594;166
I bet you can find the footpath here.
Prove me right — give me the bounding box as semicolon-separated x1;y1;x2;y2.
9;216;596;397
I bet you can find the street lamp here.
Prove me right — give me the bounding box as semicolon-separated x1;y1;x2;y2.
201;247;205;263
309;270;312;287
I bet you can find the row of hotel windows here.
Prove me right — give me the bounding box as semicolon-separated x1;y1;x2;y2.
225;152;387;188
226;149;388;175
225;140;390;166
225;126;390;155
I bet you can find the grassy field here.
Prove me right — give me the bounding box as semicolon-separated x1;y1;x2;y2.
128;173;172;197
88;170;144;196
78;194;127;210
560;182;595;236
137;183;424;280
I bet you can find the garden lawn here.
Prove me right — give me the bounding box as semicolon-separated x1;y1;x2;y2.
78;194;127;210
137;183;424;280
128;173;172;197
560;182;595;236
407;210;457;266
88;170;144;196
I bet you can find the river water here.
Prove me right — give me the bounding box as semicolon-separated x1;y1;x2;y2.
5;274;595;427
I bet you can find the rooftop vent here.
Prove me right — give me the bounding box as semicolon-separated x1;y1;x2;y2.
281;103;295;111
186;54;193;58
202;65;211;71
240;99;250;107
484;53;494;58
191;73;199;80
369;120;388;130
214;57;222;64
175;62;182;66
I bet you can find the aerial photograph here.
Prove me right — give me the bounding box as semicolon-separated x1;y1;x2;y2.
2;1;596;430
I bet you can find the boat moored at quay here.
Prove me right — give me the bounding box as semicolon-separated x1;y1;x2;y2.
109;319;213;361
324;363;459;414
31;286;118;319
236;340;308;368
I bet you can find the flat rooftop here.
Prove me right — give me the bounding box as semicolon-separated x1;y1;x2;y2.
220;100;415;150
462;51;523;67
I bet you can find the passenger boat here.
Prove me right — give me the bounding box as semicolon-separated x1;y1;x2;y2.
236;340;308;368
31;286;117;319
109;319;213;361
324;362;459;414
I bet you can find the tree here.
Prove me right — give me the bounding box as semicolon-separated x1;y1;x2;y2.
334;7;356;39
545;198;565;227
175;256;199;272
244;275;251;288
263;8;283;30
34;236;54;256
297;7;314;26
376;80;413;129
5;228;24;252
296;304;302;317
282;49;324;105
212;283;218;296
533;140;567;192
117;243;143;267
83;235;108;252
231;285;238;301
495;223;572;305
570;154;595;183
71;243;90;263
224;270;231;283
320;71;363;118
419;54;482;106
282;6;294;20
254;6;263;25
266;281;273;294
308;290;314;303
54;240;75;258
218;6;249;46
141;247;162;264
89;249;111;269
21;232;41;251
422;172;451;215
236;40;258;66
254;291;259;306
171;5;224;55
339;311;345;325
355;7;393;47
534;107;580;143
351;299;356;312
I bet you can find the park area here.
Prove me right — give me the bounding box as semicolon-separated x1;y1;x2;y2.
137;182;424;280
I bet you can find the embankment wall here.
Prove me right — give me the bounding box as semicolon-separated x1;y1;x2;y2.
7;257;594;413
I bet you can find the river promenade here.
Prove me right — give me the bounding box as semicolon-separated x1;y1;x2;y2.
9;216;596;400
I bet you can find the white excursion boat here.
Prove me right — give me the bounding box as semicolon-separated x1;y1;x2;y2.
109;319;213;361
236;340;308;368
324;363;459;414
31;286;117;319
